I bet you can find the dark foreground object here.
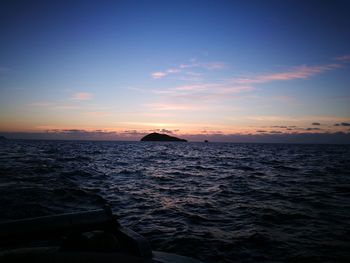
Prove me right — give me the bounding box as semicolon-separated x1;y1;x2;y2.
0;208;201;263
141;133;187;142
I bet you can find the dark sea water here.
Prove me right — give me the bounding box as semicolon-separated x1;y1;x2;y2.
0;139;350;262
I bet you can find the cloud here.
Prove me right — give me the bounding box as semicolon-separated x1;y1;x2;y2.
269;130;283;134
232;64;341;84
312;122;321;125
334;122;350;126
122;130;148;136
151;60;224;80
306;127;321;131
166;68;180;73
2;130;350;144
160;129;173;134
71;92;93;100
179;61;225;70
147;82;253;113
151;72;167;79
335;55;350;61
246;115;349;123
60;129;86;133
149;128;174;134
153;83;253;102
146;57;346;118
182;132;350;144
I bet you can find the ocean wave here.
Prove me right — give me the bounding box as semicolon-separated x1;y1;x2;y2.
0;140;350;262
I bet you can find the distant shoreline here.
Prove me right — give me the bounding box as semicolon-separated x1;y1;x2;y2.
1;137;350;145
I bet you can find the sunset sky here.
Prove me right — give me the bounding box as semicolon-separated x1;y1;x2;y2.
1;0;350;142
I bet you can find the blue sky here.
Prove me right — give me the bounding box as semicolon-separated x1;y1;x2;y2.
1;0;350;142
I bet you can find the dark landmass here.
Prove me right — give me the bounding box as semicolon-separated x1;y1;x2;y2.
141;133;187;142
204;140;209;143
0;136;6;140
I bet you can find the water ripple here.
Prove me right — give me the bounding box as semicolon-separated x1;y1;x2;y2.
0;140;350;262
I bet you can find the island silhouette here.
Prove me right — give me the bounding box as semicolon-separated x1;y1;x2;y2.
141;133;187;142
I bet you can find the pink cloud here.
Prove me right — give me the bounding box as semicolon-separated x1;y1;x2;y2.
71;92;93;101
151;72;167;79
233;64;341;84
151;69;181;79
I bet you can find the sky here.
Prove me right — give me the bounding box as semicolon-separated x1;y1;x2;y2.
1;0;350;143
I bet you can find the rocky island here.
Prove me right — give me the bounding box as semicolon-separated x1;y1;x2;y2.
140;132;187;142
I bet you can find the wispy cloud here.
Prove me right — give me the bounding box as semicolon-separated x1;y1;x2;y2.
179;61;225;70
151;60;225;79
3;130;349;143
148;82;253;112
70;92;93;101
335;55;350;61
306;127;321;131
147;57;346;118
154;83;253;96
151;72;167;79
232;64;341;84
243;115;350;126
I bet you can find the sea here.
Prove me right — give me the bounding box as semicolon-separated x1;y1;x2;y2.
0;139;350;262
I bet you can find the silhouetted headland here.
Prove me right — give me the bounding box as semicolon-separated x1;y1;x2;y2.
141;133;187;142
